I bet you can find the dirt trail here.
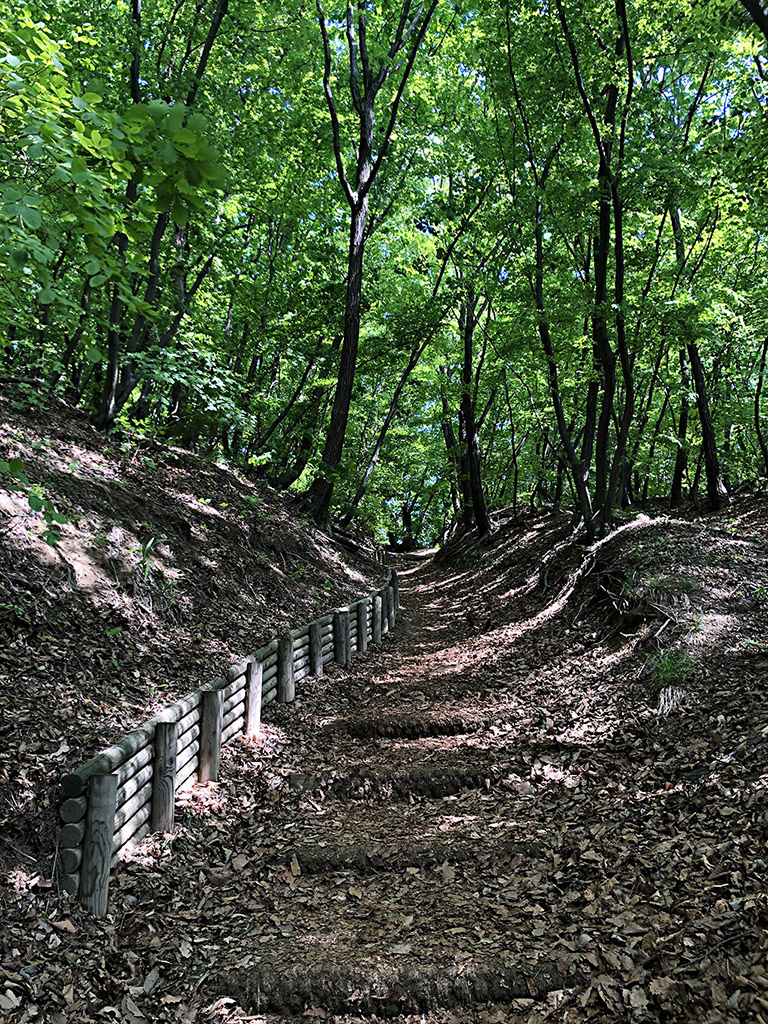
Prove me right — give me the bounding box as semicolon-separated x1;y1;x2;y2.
4;511;767;1024
183;518;765;1024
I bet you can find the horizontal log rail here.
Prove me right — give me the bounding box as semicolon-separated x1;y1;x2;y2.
58;568;400;914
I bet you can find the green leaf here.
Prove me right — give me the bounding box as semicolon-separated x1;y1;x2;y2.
159;140;177;165
172;200;189;226
20;205;41;229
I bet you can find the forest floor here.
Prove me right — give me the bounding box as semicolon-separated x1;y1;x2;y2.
0;390;383;872
2;456;768;1022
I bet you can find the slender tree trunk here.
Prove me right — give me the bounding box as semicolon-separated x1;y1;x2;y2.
670;208;728;508
755;334;768;475
670;348;691;505
50;279;92;391
440;387;471;526
305;201;368;526
459;292;490;537
307;0;438;527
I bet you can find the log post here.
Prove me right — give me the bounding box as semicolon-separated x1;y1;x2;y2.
391;568;400;613
79;773;118;917
334;608;350;667
244;660;263;737
387;584;396;630
356;599;368;654
277;635;295;703
309;620;324;677
199;689;223;783
152;721;177;834
380;587;389;635
372;593;382;645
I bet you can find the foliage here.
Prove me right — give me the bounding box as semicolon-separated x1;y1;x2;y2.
1;0;768;543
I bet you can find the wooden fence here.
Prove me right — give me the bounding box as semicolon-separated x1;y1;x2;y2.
57;569;399;915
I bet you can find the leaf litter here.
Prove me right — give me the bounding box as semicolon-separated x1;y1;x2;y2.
1;472;768;1023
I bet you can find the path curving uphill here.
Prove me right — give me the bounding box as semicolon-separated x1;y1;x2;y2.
89;508;767;1024
216;549;587;1019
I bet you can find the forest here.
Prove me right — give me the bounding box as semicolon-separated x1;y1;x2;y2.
3;0;768;543
4;4;768;1020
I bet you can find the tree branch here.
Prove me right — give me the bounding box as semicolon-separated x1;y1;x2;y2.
317;1;356;206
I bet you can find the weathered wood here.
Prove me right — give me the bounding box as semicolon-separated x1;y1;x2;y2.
262;649;279;670
262;662;278;686
79;773;118;916
114;781;152;834
176;723;200;757
334;608;350;667
252;638;279;661
176;753;200;793
372;593;382;645
244;660;262;738
222;674;247;705
60;796;87;824
262;686;277;708
59;821;85;848
294;665;311;685
223;697;245;732
292;638;311;663
114;744;153;791
356;599;369;653
111;803;152;859
290;623;310;642
176;738;200;778
116;762;153;811
152;721;177;834
58;871;80;896
199;689;223;783
221;713;245;747
175;704;200;740
391;568;400;612
387;585;396;629
380;587;389;635
314;613;334;628
225;659;249;684
292;653;311;675
277;635;295;703
223;687;245;717
60;846;82;874
60;688;202;797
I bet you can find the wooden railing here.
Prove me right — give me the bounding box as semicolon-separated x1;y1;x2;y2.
57;569;400;915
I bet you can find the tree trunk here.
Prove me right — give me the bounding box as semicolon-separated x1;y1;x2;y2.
670;348;690;505
304;201;368;527
755;334;768;475
459;292;490;537
306;0;438;527
669;208;728;508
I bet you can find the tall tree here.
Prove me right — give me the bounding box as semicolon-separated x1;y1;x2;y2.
304;0;439;527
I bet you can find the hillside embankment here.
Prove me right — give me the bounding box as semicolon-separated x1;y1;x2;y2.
0;390;383;874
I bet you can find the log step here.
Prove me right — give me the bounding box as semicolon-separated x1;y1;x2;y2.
221;956;579;1017
332;712;495;740
272;835;538;875
298;762;522;801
